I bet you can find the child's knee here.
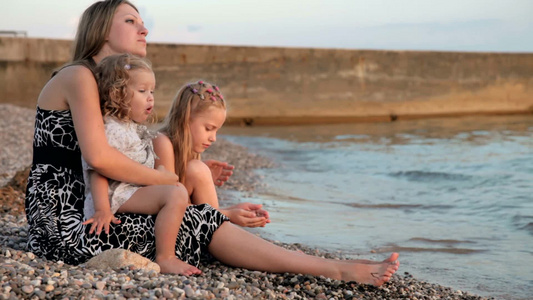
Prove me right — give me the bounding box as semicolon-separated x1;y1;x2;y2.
186;160;212;182
167;185;189;207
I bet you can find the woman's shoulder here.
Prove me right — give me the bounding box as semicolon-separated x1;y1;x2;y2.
51;64;97;97
54;64;96;83
38;64;97;110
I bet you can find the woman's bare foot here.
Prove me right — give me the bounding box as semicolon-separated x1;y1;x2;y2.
349;252;400;266
156;256;202;275
340;253;400;286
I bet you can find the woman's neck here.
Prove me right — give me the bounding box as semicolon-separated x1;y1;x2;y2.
92;47;115;64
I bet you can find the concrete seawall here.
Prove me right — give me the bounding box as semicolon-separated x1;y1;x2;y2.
1;37;532;125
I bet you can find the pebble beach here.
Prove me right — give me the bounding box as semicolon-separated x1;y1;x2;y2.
0;104;491;299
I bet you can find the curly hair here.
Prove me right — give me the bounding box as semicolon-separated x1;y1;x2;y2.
159;81;226;183
95;53;153;122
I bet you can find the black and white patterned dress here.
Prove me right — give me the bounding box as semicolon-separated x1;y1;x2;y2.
25;107;228;266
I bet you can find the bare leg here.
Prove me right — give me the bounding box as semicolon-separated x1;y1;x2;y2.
294;250;400;266
208;223;399;286
118;185;201;275
185;159;220;208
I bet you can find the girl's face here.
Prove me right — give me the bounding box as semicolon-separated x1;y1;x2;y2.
105;4;148;57
189;107;227;154
128;69;155;123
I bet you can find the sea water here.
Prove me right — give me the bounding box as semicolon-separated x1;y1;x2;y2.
220;115;533;300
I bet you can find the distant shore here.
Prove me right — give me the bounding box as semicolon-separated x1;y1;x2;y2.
0;104;489;299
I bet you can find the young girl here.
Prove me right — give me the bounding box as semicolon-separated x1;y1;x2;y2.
81;53;199;276
156;81;270;227
154;81;400;285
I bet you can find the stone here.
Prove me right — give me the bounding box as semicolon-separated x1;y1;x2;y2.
21;285;33;294
184;285;195;298
95;281;106;290
34;290;46;300
44;285;54;292
85;249;160;273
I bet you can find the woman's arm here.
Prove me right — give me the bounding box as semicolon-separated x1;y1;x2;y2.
60;66;178;186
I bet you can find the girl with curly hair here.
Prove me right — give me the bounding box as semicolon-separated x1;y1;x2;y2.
82;53;199;275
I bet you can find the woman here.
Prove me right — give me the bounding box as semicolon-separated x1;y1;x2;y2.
25;0;399;284
25;0;232;267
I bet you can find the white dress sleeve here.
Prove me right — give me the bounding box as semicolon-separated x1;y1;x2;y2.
104;117;132;152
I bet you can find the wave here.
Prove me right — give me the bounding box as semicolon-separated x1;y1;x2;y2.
408;237;475;244
343;203;453;210
521;223;533;235
512;215;533;236
388;170;473;182
375;244;484;254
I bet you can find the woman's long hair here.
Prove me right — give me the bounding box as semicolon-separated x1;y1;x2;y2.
159;81;226;183
53;0;138;76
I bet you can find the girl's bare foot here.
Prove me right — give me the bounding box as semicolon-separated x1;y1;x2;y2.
156;256;202;275
340;253;400;286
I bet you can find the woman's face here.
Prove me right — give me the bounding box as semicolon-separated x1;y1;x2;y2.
105;4;148;57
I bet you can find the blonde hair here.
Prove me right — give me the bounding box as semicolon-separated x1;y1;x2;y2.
160;81;226;183
95;53;153;122
53;0;139;76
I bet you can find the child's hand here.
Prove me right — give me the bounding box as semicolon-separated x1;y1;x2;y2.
156;165;180;185
83;210;121;235
228;203;270;227
204;160;234;186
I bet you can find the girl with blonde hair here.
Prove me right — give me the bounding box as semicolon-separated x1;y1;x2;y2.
154;80;400;285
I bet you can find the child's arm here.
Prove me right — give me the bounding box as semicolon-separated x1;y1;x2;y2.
82;171;121;234
203;160;234;186
220;203;271;227
153;133;270;227
153;133;176;173
153;133;233;185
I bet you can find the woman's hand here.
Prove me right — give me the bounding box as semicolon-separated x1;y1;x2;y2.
204;160;234;186
225;203;270;227
83;210;121;235
156;165;180;185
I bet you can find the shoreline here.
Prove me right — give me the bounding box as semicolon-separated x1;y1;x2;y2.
0;104;490;299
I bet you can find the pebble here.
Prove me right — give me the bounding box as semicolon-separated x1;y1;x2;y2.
44;285;54;292
0;104;491;300
95;281;106;290
21;285;33;294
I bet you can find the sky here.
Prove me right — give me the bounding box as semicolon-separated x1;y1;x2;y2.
3;0;533;53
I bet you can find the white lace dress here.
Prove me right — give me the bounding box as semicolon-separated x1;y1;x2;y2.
83;116;157;218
